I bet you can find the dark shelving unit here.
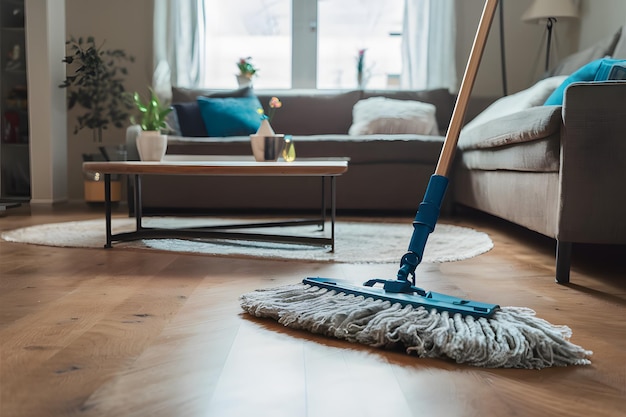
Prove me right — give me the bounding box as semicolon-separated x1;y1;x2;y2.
0;0;29;201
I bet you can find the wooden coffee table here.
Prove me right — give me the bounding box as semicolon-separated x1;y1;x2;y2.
82;158;349;251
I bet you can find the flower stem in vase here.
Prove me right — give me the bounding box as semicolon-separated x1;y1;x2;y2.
282;135;296;162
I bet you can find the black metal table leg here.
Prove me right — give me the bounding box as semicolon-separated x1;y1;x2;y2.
105;172;341;251
134;175;143;230
331;176;336;252
320;177;326;231
104;174;112;248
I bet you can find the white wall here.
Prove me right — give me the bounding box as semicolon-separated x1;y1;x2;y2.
456;0;580;98
578;0;626;48
64;0;153;201
26;0;68;204
463;0;626;98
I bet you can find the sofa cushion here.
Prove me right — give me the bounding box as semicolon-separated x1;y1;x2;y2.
172;101;207;137
459;105;563;151
458;105;563;172
460;137;560;172
361;88;454;133
348;97;438;136
166;133;445;165
197;96;263;137
544;58;626;105
169;88;456;137
462;76;565;134
164;106;182;135
611;25;626;58
255;90;361;135
548;27;622;77
171;86;257;137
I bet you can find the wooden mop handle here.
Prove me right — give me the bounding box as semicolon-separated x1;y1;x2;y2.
435;0;499;177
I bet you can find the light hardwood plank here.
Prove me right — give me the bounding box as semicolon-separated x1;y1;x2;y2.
1;204;625;417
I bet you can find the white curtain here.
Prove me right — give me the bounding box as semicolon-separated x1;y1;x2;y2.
155;0;456;93
401;0;457;91
153;0;206;102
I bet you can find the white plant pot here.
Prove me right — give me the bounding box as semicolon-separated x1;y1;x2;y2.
236;74;253;87
136;131;167;161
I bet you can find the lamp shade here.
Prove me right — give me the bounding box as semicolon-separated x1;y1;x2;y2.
522;0;580;23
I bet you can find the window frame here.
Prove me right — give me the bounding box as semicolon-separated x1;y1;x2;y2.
292;0;317;88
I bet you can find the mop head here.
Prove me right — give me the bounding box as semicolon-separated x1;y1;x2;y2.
240;283;592;369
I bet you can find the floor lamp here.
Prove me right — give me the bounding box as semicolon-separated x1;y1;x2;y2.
522;0;580;72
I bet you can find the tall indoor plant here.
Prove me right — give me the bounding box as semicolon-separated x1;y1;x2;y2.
60;36;134;144
59;36;134;201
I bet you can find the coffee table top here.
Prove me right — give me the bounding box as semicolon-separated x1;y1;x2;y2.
83;158;349;177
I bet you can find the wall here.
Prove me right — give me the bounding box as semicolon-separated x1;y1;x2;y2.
578;0;626;48
463;0;626;97
456;0;580;98
26;0;68;204
65;0;153;201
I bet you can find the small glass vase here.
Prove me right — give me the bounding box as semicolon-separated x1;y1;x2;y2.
282;135;296;162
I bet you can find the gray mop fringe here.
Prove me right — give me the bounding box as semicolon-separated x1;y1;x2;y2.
240;283;592;369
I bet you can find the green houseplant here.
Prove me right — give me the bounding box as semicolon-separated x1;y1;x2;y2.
59;36;134;202
60;36;134;143
131;88;172;161
236;56;258;87
131;88;172;132
237;56;258;78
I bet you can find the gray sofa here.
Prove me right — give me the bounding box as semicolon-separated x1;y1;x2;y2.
126;87;473;213
454;25;626;283
455;81;626;284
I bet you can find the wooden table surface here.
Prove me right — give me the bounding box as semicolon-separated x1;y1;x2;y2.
83;159;349;177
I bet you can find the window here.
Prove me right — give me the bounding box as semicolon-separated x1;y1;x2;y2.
202;0;292;89
156;0;455;94
200;0;404;89
317;0;404;89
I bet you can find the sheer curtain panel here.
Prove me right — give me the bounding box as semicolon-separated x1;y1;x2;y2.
401;0;456;91
153;0;206;101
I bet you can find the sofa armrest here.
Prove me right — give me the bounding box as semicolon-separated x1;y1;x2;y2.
126;125;142;161
559;81;626;243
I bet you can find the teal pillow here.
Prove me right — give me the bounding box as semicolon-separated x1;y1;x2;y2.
197;96;262;137
544;58;626;105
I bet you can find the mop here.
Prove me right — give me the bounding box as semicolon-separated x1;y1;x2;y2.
240;0;592;369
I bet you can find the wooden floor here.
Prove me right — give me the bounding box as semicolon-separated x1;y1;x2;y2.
1;203;625;417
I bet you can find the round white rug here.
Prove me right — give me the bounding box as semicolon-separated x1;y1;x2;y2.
1;217;493;264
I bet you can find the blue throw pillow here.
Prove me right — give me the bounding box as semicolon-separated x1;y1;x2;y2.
544;58;626;105
171;87;257;137
197;96;263;137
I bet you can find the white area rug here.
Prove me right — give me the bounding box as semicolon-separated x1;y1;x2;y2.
1;217;493;264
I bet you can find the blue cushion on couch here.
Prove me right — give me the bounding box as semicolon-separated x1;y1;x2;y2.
172;87;257;137
544;58;626;105
197;96;263;137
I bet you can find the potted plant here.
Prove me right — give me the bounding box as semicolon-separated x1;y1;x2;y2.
236;57;258;87
60;36;134;143
131;88;172;161
59;36;135;202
